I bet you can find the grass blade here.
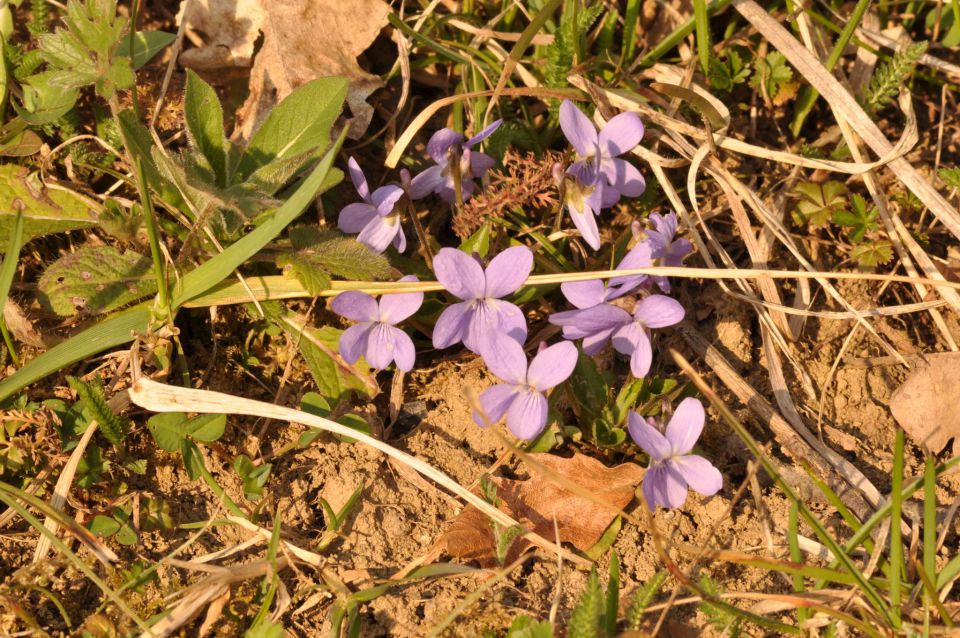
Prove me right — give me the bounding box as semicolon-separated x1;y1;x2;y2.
890;427;905;628
0;210;24;366
694;0;711;74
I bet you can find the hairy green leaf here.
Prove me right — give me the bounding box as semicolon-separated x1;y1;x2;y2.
626;569;667;631
863;41;927;112
184;70;227;185
38;245;157;316
0;165;98;247
276;252;331;296
236;76;348;180
568;567;603;638
68;376;128;447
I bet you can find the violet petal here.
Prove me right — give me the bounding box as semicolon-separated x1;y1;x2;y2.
347;157;370;201
665;397;705;455
432;301;472;349
338;202;378;234
526;341;577;391
598;111;644;156
338;322;373;364
426;128;465;163
627;412;671;462
559;100;598;157
484;245;533;298
673;455;722;496
634;295;685;329
505;389;549;440
331;291;379;322
473;384;518;427
433;247;486;300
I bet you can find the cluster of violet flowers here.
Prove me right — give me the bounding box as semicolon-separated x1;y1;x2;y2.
328;101;720;510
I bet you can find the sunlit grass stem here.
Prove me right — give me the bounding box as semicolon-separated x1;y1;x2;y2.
133;156;170;318
890;427;905;628
923;453;937;602
0;210;23;366
694;0;712;74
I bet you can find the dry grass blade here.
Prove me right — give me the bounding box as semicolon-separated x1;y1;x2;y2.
733;0;960;242
127;379;588;566
33;420;99;563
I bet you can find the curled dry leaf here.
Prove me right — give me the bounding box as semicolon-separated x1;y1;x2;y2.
234;0;390;141
3;298;48;348
177;0;266;70
438;453;645;566
889;353;960;454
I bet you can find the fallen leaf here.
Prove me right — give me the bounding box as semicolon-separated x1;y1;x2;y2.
234;0;390;141
3;298;48;348
177;0;266;70
889;353;960;454
438;453;645;566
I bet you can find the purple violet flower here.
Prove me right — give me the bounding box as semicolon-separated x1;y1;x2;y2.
332;275;423;372
474;338;577;440
338;157;407;253
553;153;605;250
559;100;646;208
409;120;502;203
550;294;684;377
628;398;722;509
432;245;532;353
647;212;693;293
610;294;686;378
559;240;654;311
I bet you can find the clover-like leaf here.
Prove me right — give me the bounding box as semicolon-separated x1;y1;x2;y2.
792;180;847;226
850;240;893;269
833;194;879;242
38;245;157;316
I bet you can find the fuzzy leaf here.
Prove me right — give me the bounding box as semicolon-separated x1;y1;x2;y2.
184;70;227;185
279;229;396;290
863;41;928;112
69;376;128;447
0;165;98;247
38;245;157;316
236;76;347;180
568;568;603;638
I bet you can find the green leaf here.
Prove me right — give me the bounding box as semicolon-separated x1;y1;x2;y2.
0;165;98;247
850;240;893;269
236;77;348;180
38;245;157;316
568;567;603;638
15;72;80;125
181;439;206;481
939;166;960;190
233;454;272;501
68;376;128;447
792;180;846;226
147;412;188;451
295;323;376;401
460;222;492;257
751;51;796;102
506;616;554;638
280;229;396;291
89;514;120;537
626;570;667;631
187;413;226;442
147;412;226;451
174;127;347;307
184;70;227;186
276;252;331;296
832;194;878;242
122;30;176;69
245;617;285;638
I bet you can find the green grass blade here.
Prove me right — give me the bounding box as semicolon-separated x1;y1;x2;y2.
890;427;905;628
172;128;347;307
621;0;641;62
694;0;711;74
0;210;24;365
923;454;937;600
0;305;152;403
787;502;809;626
638;0;732;68
789;0;872;136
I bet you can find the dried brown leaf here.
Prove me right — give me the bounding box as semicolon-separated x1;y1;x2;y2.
177;0;266;70
3;298;47;348
234;0;389;141
439;453;644;566
890;353;960;454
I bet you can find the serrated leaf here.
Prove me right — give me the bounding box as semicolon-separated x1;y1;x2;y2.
38;245;157;316
185;70;227;186
236;77;348;180
277;252;331;295
308;235;396;281
792;180;846;226
0;165;98;247
69;375;129;447
851;240;893;269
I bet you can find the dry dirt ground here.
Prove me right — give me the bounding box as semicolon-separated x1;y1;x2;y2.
5;278;956;637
